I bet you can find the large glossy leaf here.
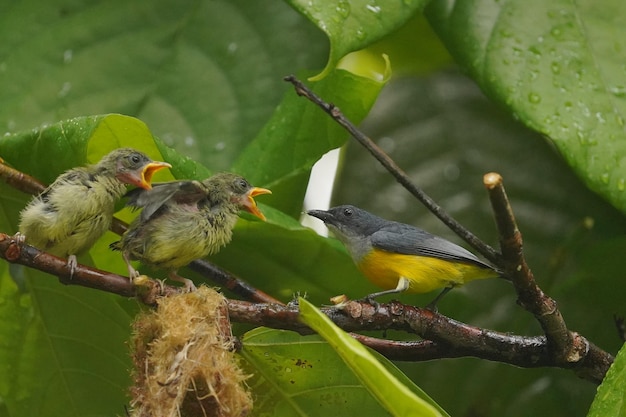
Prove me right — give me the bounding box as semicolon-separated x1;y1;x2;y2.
426;0;626;214
287;0;426;80
0;0;327;173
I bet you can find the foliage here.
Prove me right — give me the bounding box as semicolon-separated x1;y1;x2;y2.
0;0;625;416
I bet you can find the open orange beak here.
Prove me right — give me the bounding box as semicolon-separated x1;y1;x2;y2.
137;161;172;190
242;187;272;221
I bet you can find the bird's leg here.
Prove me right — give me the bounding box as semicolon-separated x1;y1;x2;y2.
123;252;141;283
362;277;410;307
168;270;197;292
67;254;78;279
424;286;453;312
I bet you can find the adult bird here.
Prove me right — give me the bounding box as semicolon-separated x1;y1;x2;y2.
112;172;271;291
308;205;501;309
18;148;171;274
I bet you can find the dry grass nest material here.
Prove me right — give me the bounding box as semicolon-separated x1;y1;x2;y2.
129;286;252;417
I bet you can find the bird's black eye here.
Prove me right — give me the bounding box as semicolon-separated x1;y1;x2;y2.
343;208;353;217
237;178;248;189
130;154;141;164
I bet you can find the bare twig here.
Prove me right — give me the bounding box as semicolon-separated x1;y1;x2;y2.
284;75;500;265
0;159;46;195
483;173;577;364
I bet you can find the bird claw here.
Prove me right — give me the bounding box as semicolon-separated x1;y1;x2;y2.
12;232;26;246
67;255;78;279
168;272;197;292
182;280;197;293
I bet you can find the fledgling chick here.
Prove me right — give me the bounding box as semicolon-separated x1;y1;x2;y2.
19;148;171;274
111;172;271;291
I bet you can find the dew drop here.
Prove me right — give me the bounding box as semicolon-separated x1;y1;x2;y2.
366;4;381;13
335;0;350;18
58;82;71;98
609;85;626;97
528;92;542;104
550;27;562;38
600;172;610;184
63;49;73;64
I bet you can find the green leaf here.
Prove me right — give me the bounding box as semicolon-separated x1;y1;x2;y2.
0;1;328;173
241;326;448;417
287;0;427;80
587;342;626;417
298;298;446;417
0;114;174;185
234;68;388;215
0;266;135;416
426;0;626;213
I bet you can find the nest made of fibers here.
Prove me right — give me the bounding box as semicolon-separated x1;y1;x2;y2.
129;286;252;417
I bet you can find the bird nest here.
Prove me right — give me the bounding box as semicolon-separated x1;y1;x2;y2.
129;286;252;417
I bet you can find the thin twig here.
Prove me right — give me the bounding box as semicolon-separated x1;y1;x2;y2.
284;75;500;265
483;173;577;364
0;159;46;195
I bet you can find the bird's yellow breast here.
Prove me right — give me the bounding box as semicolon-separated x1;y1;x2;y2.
358;248;497;294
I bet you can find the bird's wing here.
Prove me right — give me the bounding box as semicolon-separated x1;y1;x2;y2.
371;223;492;268
125;180;208;221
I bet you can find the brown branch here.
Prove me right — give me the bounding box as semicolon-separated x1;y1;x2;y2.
0;233;137;297
483;173;577;364
284;74;500;265
0;159;46;195
228;299;611;384
0;233;611;383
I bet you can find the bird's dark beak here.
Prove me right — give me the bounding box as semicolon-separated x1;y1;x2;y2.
307;209;333;223
243;187;271;221
137;161;172;190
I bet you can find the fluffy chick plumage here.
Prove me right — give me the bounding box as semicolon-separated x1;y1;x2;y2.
113;172;270;290
19;148;170;271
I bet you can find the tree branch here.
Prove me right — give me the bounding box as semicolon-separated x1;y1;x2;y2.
483;173;576;364
0;232;612;383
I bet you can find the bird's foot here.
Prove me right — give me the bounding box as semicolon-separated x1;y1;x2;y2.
67;255;78;279
169;272;197;292
12;232;26;246
359;295;381;311
423;300;439;313
127;266;141;284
